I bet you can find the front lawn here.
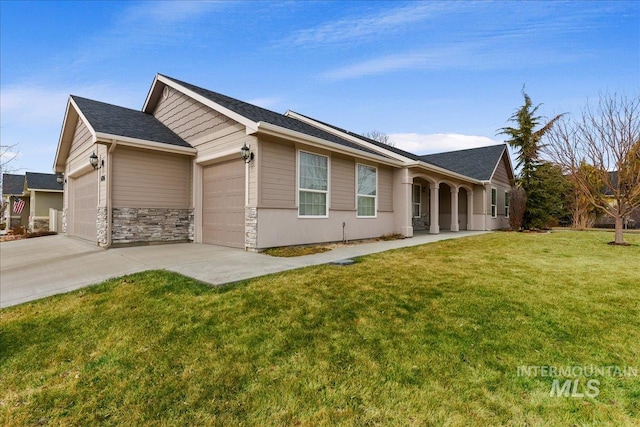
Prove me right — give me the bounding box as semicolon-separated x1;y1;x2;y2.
1;231;639;426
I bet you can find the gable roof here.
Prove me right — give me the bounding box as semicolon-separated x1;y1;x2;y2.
71;96;191;148
154;75;385;157
2;174;25;196
286;110;423;162
25;172;63;191
419;144;508;181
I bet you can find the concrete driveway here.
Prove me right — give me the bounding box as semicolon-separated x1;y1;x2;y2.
1;231;488;308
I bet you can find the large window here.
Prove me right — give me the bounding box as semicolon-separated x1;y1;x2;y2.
412;184;421;218
299;151;328;217
505;191;510;218
356;164;377;217
491;187;497;218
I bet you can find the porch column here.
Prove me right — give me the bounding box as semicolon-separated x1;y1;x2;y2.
467;191;474;230
393;168;413;237
429;183;439;234
450;186;459;232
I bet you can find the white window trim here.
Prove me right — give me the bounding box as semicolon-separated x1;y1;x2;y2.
297;150;330;218
491;187;498;218
412;184;421;218
504;190;510;218
356;163;377;218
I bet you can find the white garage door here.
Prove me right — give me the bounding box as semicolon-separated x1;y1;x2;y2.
71;171;98;242
202;159;245;248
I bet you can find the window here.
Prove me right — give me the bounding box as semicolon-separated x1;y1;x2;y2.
412;184;421;218
299;151;328;217
491;187;497;218
505;191;510;218
356;164;377;217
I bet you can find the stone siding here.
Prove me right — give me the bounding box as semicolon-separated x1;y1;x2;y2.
62;208;67;233
112;208;194;245
31;218;50;232
245;207;257;250
97;207;108;246
412;213;429;231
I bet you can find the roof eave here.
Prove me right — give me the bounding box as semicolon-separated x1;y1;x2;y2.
53;97;99;173
95;133;196;156
285;110;414;163
406;160;484;185
255;122;404;167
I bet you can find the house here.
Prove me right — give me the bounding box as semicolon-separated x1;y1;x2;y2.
52;74;514;250
1;172;63;231
593;171;640;229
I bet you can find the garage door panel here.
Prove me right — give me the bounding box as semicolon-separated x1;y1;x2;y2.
202;160;245;248
72;171;98;242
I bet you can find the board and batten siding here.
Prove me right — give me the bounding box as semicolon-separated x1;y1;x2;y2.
153;86;238;143
259;140;296;208
112;147;191;208
331;155;355;211
378;166;393;212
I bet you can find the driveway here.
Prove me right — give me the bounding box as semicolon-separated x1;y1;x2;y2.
1;231;488;308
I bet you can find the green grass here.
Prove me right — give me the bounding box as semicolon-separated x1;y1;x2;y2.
1;231;639;426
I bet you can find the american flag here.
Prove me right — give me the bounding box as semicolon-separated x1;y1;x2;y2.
13;198;26;215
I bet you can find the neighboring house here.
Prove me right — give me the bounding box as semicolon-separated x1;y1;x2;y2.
1;172;63;231
53;74;514;250
594;171;640;229
2;173;29;229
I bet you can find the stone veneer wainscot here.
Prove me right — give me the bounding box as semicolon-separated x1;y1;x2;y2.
111;208;194;245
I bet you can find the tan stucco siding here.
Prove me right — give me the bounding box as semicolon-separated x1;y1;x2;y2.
256;209;395;249
331;155;355;211
112;147;191;208
259;139;296;208
153;86;238;143
33;192;63;216
378;166;393;212
67;118;94;174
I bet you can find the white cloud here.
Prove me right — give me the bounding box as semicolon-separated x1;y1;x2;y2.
390;133;502;155
0;83;139;127
287;2;452;47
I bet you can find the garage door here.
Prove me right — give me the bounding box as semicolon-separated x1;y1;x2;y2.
202;159;245;248
71;171;98;242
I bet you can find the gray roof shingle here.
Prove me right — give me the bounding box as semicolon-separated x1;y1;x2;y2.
2;174;25;195
419;144;507;181
25;172;63;191
161;75;384;157
71;96;192;148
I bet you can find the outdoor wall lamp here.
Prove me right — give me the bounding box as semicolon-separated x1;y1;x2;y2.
240;143;254;163
89;152;99;168
56;174;64;184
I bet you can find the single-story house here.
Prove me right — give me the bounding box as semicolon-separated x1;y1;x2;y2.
1;172;63;231
53;74;514;250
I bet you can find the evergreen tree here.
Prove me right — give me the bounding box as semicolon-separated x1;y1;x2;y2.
499;91;564;229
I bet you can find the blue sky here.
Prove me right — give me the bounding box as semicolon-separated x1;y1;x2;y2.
1;0;638;174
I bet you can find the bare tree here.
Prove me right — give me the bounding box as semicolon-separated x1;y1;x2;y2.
545;93;640;244
509;185;527;231
362;130;395;147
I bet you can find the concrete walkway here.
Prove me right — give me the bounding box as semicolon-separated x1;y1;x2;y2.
0;231;487;308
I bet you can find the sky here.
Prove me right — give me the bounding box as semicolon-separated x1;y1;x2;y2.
1;0;639;175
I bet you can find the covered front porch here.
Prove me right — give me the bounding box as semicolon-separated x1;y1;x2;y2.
411;176;475;233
